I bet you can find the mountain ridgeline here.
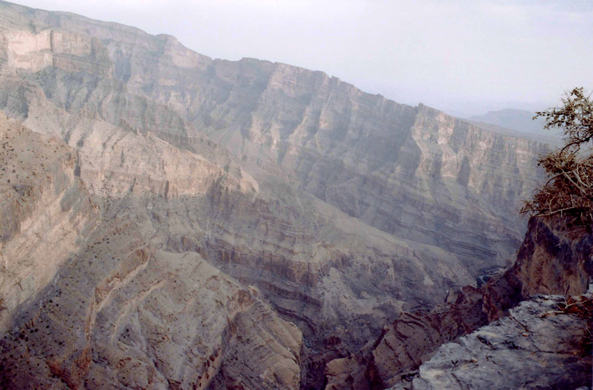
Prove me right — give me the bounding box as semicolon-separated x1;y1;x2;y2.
468;108;563;140
0;1;549;272
0;2;579;389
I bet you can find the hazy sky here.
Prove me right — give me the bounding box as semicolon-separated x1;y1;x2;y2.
13;0;593;117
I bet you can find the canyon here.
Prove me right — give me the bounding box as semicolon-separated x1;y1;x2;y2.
0;1;590;389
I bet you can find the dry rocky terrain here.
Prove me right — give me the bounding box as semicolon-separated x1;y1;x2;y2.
0;1;589;389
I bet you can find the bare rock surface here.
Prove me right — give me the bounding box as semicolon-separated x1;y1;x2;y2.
0;112;97;328
325;215;593;389
0;0;552;276
0;211;302;389
482;215;593;321
0;1;572;388
0;80;472;389
369;286;487;389
392;294;592;390
0;114;302;389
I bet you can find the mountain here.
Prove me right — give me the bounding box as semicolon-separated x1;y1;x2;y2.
468;108;562;138
0;1;575;389
325;214;593;389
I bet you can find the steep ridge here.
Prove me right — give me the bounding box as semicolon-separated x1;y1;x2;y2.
0;120;303;389
325;215;593;389
0;74;476;386
0;1;562;388
0;220;304;390
0;113;97;330
392;292;592;390
0;0;551;274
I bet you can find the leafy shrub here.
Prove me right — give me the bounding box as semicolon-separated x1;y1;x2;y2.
521;88;593;232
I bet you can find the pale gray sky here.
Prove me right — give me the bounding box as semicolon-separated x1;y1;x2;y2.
12;0;593;117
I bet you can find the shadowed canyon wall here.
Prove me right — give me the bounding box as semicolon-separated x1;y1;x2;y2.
0;1;563;389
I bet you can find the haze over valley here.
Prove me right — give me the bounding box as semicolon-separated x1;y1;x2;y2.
0;1;591;389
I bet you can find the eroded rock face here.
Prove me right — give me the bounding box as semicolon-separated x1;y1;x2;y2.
393;294;592;390
482;216;593;321
0;114;302;389
0;113;97;329
0;0;551;275
0;85;471;389
369;286;488;389
0;1;565;388
331;216;593;389
0;213;302;389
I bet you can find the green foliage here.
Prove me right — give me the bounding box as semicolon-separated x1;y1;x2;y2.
521;88;593;231
536;87;593;154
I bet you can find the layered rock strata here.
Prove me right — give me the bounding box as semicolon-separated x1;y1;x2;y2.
0;213;303;389
0;0;551;275
392;293;592;390
0;100;472;389
326;215;593;389
0;120;303;389
0;1;566;388
0;113;96;329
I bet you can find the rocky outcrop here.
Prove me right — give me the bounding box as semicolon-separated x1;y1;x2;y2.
0;0;551;275
0;1;568;388
369;286;488;389
329;215;593;389
0;113;97;329
483;216;593;320
392;293;592;390
0;212;302;389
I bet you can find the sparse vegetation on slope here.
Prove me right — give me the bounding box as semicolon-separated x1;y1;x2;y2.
521;88;593;232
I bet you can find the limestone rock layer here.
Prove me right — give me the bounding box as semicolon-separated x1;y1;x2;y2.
0;1;562;389
392;294;592;390
326;216;593;389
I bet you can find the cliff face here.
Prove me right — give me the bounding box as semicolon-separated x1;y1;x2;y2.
347;216;593;389
0;1;563;389
0;118;303;389
482;216;593;321
393;293;592;390
0;0;550;274
0;84;475;387
0;113;97;329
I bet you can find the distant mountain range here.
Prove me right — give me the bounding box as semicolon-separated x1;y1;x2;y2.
468;108;562;138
